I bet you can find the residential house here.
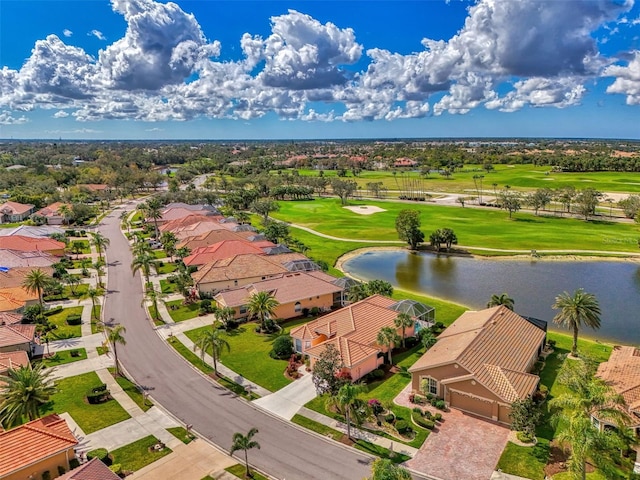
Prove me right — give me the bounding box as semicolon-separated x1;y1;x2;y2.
0;350;30;376
0;249;56;269
0;323;37;354
183;240;275;268
0;287;39;313
0;236;66;256
171;220;231;240
177;229;259;251
159;215;224;234
291;295;421;381
34;202;72;225
0;312;22;326
0;201;35;224
0;414;78;480
57;458;120;480
158;205;220;225
0;225;65;239
408;306;546;425
393;158;418;168
0;266;55;289
214;271;343;321
595;346;640;437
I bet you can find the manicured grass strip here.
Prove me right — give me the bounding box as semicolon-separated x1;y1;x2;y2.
108;368;153;412
184;320;313;392
291;415;409;464
225;464;269;480
111;435;172;472
496;441;549;480
160;279;177;294
167;426;194;444
41;372;130;434
90;305;103;334
41;348;87;367
96;346;108;355
46;306;84;339
157;263;178;274
165;300;199;322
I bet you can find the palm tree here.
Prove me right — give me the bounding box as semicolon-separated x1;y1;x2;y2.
93;261;105;288
421;331;437;350
487;293;515;311
131;252;158;284
326;383;367;440
86;286;100;320
143;286;167;322
192;327;230;376
63;274;81;296
58;204;72;225
175;246;191;263
230;428;261;478
106;324;126;377
22;268;52;310
91;232;110;262
132;237;152;256
347;283;368;303
394;313;414;348
214;305;236;330
247;291;279;332
552;289;601;357
80;257;92;277
141;198;162;238
377;326;400;364
160;232;177;261
0;364;56;428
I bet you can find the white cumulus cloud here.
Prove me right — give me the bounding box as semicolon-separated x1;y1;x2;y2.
604;51;640;105
89;30;106;41
63;29;73;37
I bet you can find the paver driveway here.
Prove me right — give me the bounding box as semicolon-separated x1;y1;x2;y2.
399;388;509;480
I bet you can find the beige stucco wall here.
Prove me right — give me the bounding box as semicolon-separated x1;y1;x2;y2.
4;448;74;480
198;274;281;294
411;363;471;391
222;292;335;322
0;341;31;355
349;355;383;381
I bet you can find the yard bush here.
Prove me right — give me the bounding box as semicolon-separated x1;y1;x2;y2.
44;306;63;316
70;349;80;357
395;420;412;434
516;431;535;444
270;335;294;359
66;314;82;326
109;464;122;475
86;384;110;404
433;413;442;422
371;368;385;379
69;459;80;469
435;400;446;410
87;448;112;466
57;466;66;475
42;471;51;480
369;399;384;416
411;411;434;430
384;413;395;423
412;407;423;415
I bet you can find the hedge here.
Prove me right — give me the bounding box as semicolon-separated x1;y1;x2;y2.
87;448;112;466
66;314;82;326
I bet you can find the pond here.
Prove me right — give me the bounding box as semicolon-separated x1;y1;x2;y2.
342;249;640;345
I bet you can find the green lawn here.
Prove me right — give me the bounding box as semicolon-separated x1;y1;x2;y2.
153;250;168;259
111;435;172;472
157;262;179;274
272;198;640;254
41;348;87;366
167;426;194;444
44;283;90;301
225;464;269;480
66;239;91;254
183;318;310;392
160;279;178;294
41;372;130;434
90;305;102;334
165;300;199;322
46;306;84;339
108;368;153;412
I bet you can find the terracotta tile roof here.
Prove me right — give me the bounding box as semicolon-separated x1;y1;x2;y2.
291;295;401;367
0;201;35;215
57;457;120;480
36;202;70;218
0;323;36;347
0;350;30;372
597;346;640;415
178;229;255;251
0;235;65;254
262;252;309;265
159;207;220;224
409;306;545;402
0;312;23;325
160;215;224;233
0;266;54;289
0;414;78;477
184;240;271;266
0;249;56;268
214;272;342;308
192;254;288;286
306;337;379;367
0;287;38;313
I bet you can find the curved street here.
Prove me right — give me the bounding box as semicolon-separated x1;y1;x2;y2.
97;207;379;480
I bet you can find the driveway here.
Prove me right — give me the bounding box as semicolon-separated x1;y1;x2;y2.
398;386;509;480
253;368;317;420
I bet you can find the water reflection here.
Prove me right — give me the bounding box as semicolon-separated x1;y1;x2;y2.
343;250;640;344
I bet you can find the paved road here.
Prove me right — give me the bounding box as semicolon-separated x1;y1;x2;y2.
98;208;377;480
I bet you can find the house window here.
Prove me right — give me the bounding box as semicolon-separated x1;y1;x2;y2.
239;305;247;315
234;280;238;286
294;302;302;313
305;341;311;349
294;338;302;352
426;377;438;396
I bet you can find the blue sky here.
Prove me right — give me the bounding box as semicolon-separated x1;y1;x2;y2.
1;0;640;140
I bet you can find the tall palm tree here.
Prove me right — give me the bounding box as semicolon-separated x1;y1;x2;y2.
192;327;230;376
0;364;56;428
487;293;515;311
143;286;167;322
214;306;236;330
91;232;110;262
58;204;72;226
142;198;163;238
80;257;92;277
160;232;177;261
132;237;152;256
377;326;400;364
63;274;81;296
247;291;279;332
347;283;368;303
93;261;105;289
106;324;126;377
394;313;414;348
326;383;367;440
175;246;191;263
131;252;158;285
552;289;601;357
22;268;52;310
230;428;261;478
86;286;100;320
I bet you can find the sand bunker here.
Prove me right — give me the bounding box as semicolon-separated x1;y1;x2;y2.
343;205;387;215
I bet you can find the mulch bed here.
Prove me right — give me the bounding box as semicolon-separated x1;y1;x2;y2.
543;442;595;477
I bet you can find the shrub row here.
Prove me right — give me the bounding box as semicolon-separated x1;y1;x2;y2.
66;314;82;326
87;448;112;466
411;411;435;430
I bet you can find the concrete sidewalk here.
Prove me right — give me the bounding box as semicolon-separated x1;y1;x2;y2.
51;355;114;379
49;332;105;352
253;367;317;420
